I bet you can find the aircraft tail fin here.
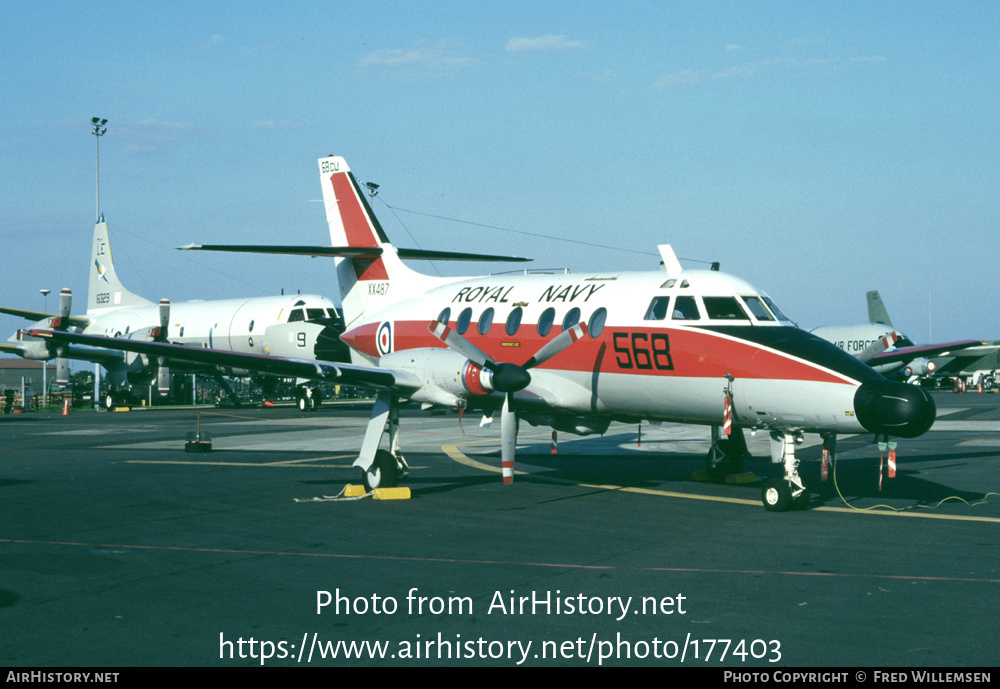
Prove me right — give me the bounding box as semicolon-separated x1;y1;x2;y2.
318;156;443;327
88;219;154;313
866;290;893;327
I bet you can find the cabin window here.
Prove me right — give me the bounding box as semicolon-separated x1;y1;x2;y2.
703;296;750;321
288;309;305;323
671;296;701;320
437;307;451;324
644;297;670;320
588;308;607;338
537;307;556;337
456;307;473;334
562;307;581;332
248;320;255;332
478;308;494;335
505;307;522;336
741;296;774;321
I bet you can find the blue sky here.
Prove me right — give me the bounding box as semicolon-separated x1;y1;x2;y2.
2;1;998;348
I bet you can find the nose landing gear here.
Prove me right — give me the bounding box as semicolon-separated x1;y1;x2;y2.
762;430;810;512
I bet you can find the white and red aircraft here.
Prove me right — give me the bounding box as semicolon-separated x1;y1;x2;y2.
30;156;937;511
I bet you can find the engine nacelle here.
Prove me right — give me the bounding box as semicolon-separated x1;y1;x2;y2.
903;358;937;378
380;348;504;408
521;413;611;436
261;321;351;362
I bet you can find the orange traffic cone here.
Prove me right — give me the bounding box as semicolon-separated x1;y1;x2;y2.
62;399;70;416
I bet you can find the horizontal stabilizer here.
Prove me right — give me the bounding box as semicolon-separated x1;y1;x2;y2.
178;244;531;263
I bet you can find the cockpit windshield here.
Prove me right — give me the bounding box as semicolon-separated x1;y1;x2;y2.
702;297;750;321
761;296;795;325
741;296;774;321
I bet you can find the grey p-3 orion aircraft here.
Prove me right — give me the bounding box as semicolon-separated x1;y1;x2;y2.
29;155;936;511
2;216;348;409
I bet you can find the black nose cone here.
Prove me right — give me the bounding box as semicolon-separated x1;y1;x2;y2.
854;381;936;438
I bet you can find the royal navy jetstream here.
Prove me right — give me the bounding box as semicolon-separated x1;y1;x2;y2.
30;155;937;511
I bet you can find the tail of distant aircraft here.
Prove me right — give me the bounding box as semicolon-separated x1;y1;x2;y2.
88;219;154;313
866;290;893;327
317;156;446;327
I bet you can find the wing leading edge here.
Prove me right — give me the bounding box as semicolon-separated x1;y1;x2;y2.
26;329;418;391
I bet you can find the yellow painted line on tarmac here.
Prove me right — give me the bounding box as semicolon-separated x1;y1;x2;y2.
442;444;1000;523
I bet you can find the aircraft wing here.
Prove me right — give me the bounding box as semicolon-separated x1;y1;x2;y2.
869;340;986;366
25;329;420;391
0;306;90;328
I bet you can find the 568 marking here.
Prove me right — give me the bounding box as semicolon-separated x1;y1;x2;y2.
612;332;674;371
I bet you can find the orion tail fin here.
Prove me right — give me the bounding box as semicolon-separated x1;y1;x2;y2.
88;219;154;313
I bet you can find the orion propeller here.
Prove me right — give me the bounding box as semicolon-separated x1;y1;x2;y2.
52;289;73;388
153;299;171;395
428;319;589;484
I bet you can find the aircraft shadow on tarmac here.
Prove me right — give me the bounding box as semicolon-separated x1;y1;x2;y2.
466;440;995;508
287;442;995;508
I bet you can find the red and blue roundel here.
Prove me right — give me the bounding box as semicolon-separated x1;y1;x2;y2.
376;321;393;357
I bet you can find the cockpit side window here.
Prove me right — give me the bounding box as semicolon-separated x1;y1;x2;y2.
288;309;305;323
703;297;750;321
671;296;701;321
307;308;326;321
644;297;670;321
741;296;774;321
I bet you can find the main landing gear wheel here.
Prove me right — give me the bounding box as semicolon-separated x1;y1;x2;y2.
297;394;314;412
762;479;792;512
761;479;809;512
361;449;399;492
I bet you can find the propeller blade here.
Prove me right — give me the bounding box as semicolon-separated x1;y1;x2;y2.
856;330;902;363
50;289;72;330
153;299;171;341
159;299;170;337
157;357;170;396
59;289;72;319
427;320;493;369
524;322;587;369
500;394;516;485
56;357;70;388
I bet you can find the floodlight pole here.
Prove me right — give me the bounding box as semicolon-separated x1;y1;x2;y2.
40;289;50;407
91;117;108;223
